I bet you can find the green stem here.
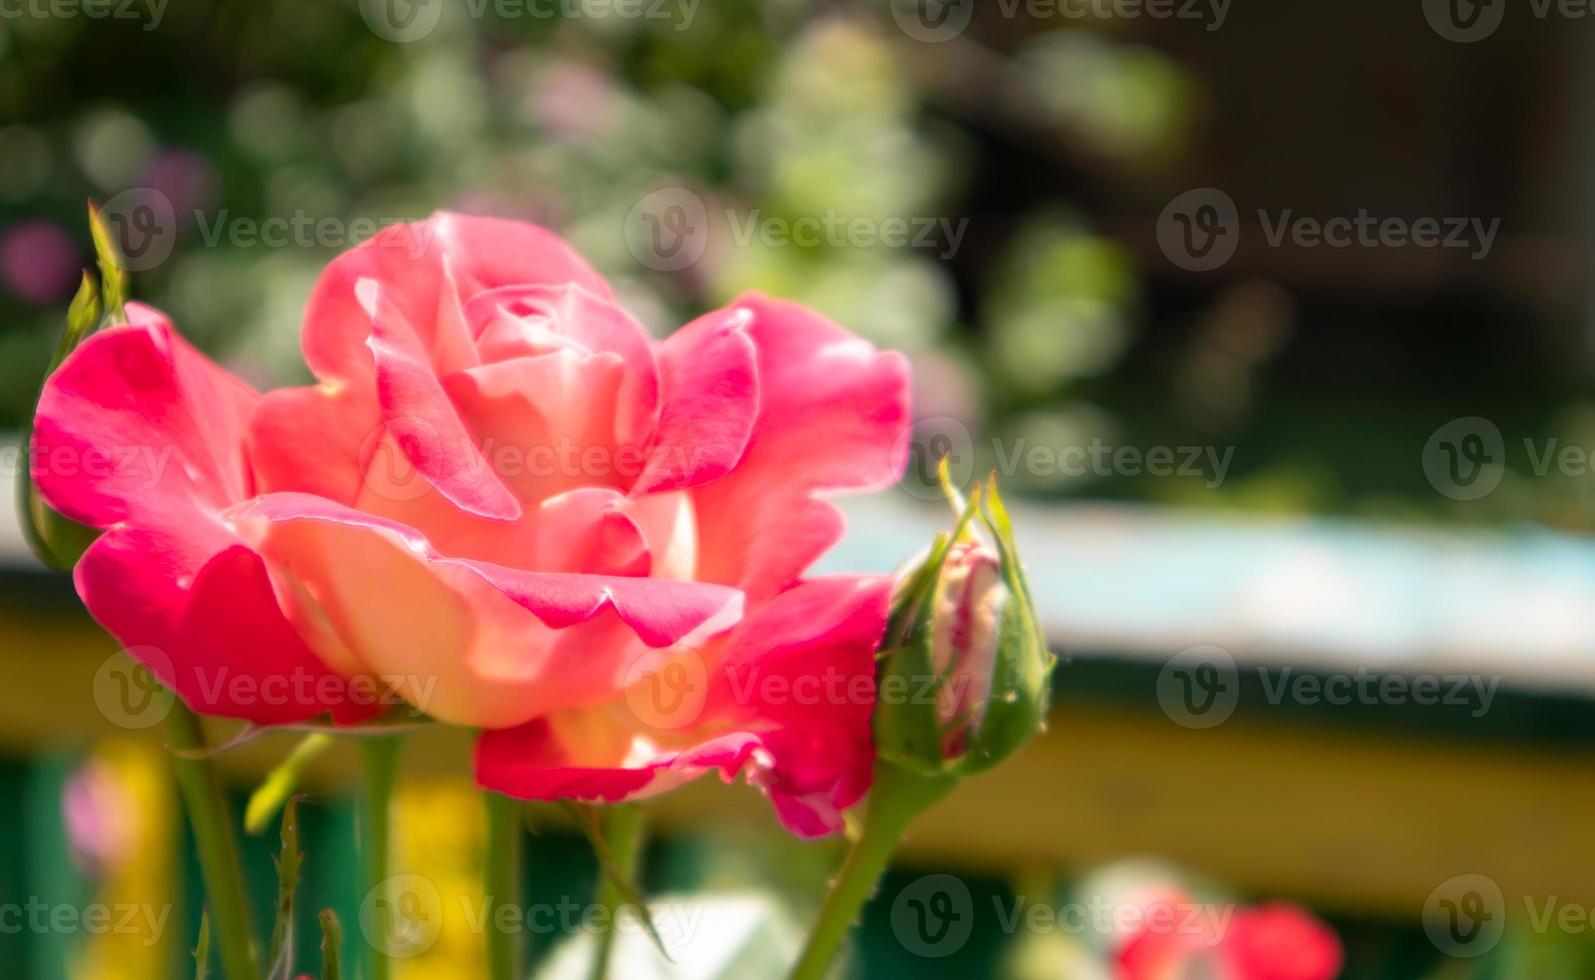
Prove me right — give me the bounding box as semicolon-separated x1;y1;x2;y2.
589;805;646;980
359;735;403;980
788;764;956;980
166;703;259;980
484;792;524;980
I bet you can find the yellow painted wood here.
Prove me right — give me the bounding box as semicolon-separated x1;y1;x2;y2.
889;708;1595;919
69;738;178;980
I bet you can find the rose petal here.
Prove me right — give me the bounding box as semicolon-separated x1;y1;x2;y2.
247;382;379;504
301;212;614;385
690;295;910;600
630;306;759;496
32;305;255;527
474;576;890;837
232;492;743;727
531;487;651;577
444;285;678;503
461;283;660;447
33;308;370;724
77;532;378;724
441;350;628;502
363;278;522;521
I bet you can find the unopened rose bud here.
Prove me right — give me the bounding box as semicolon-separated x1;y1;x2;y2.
875;475;1054;777
18;269;102;570
21;204;138;569
928;539;1002;758
793;476;1054;979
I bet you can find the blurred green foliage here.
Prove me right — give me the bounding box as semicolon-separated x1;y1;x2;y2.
0;0;1587;531
0;1;1189;501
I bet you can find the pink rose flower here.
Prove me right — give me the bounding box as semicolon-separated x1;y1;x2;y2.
32;212;910;834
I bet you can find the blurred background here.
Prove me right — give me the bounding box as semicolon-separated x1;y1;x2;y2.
2;0;1595;976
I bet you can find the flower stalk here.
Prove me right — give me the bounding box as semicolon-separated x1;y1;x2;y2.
484;792;524;980
588;805;647;980
166;702;259;980
788;763;956;980
358;735;403;980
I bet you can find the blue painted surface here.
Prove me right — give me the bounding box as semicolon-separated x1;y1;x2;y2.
823;496;1595;693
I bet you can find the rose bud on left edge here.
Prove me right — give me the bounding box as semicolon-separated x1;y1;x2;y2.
30;212;910;834
19;271;103;571
876;475;1055;779
22;204;138;570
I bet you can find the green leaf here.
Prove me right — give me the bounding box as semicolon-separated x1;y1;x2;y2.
319;909;343;980
246;733;333;835
264;796;304;980
87;201;127;322
193;911;210;980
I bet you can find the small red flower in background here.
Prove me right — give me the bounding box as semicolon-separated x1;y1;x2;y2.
1117;899;1343;980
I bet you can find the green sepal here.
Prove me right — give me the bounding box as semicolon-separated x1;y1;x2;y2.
87;200;128;322
58;270;102;368
954;475;1055;776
